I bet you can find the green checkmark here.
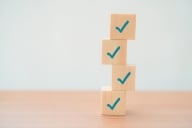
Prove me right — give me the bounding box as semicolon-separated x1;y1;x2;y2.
117;72;131;85
107;97;120;110
115;20;129;33
107;46;120;59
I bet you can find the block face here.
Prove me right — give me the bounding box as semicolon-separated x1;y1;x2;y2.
102;40;127;65
101;86;126;115
110;14;136;40
112;65;136;91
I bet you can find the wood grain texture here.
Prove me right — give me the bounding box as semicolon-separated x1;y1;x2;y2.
0;91;192;128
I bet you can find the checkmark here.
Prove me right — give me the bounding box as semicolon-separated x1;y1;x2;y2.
106;46;120;59
115;20;129;33
117;72;131;85
107;97;120;110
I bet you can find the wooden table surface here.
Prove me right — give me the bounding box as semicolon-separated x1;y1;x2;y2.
0;91;192;128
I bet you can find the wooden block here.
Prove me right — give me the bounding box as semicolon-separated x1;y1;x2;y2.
112;65;136;91
110;14;136;40
101;86;126;115
102;40;127;65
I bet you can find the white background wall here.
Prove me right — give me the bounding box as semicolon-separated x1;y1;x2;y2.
0;0;192;90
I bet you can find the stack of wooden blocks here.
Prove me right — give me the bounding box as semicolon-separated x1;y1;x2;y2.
101;14;136;115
